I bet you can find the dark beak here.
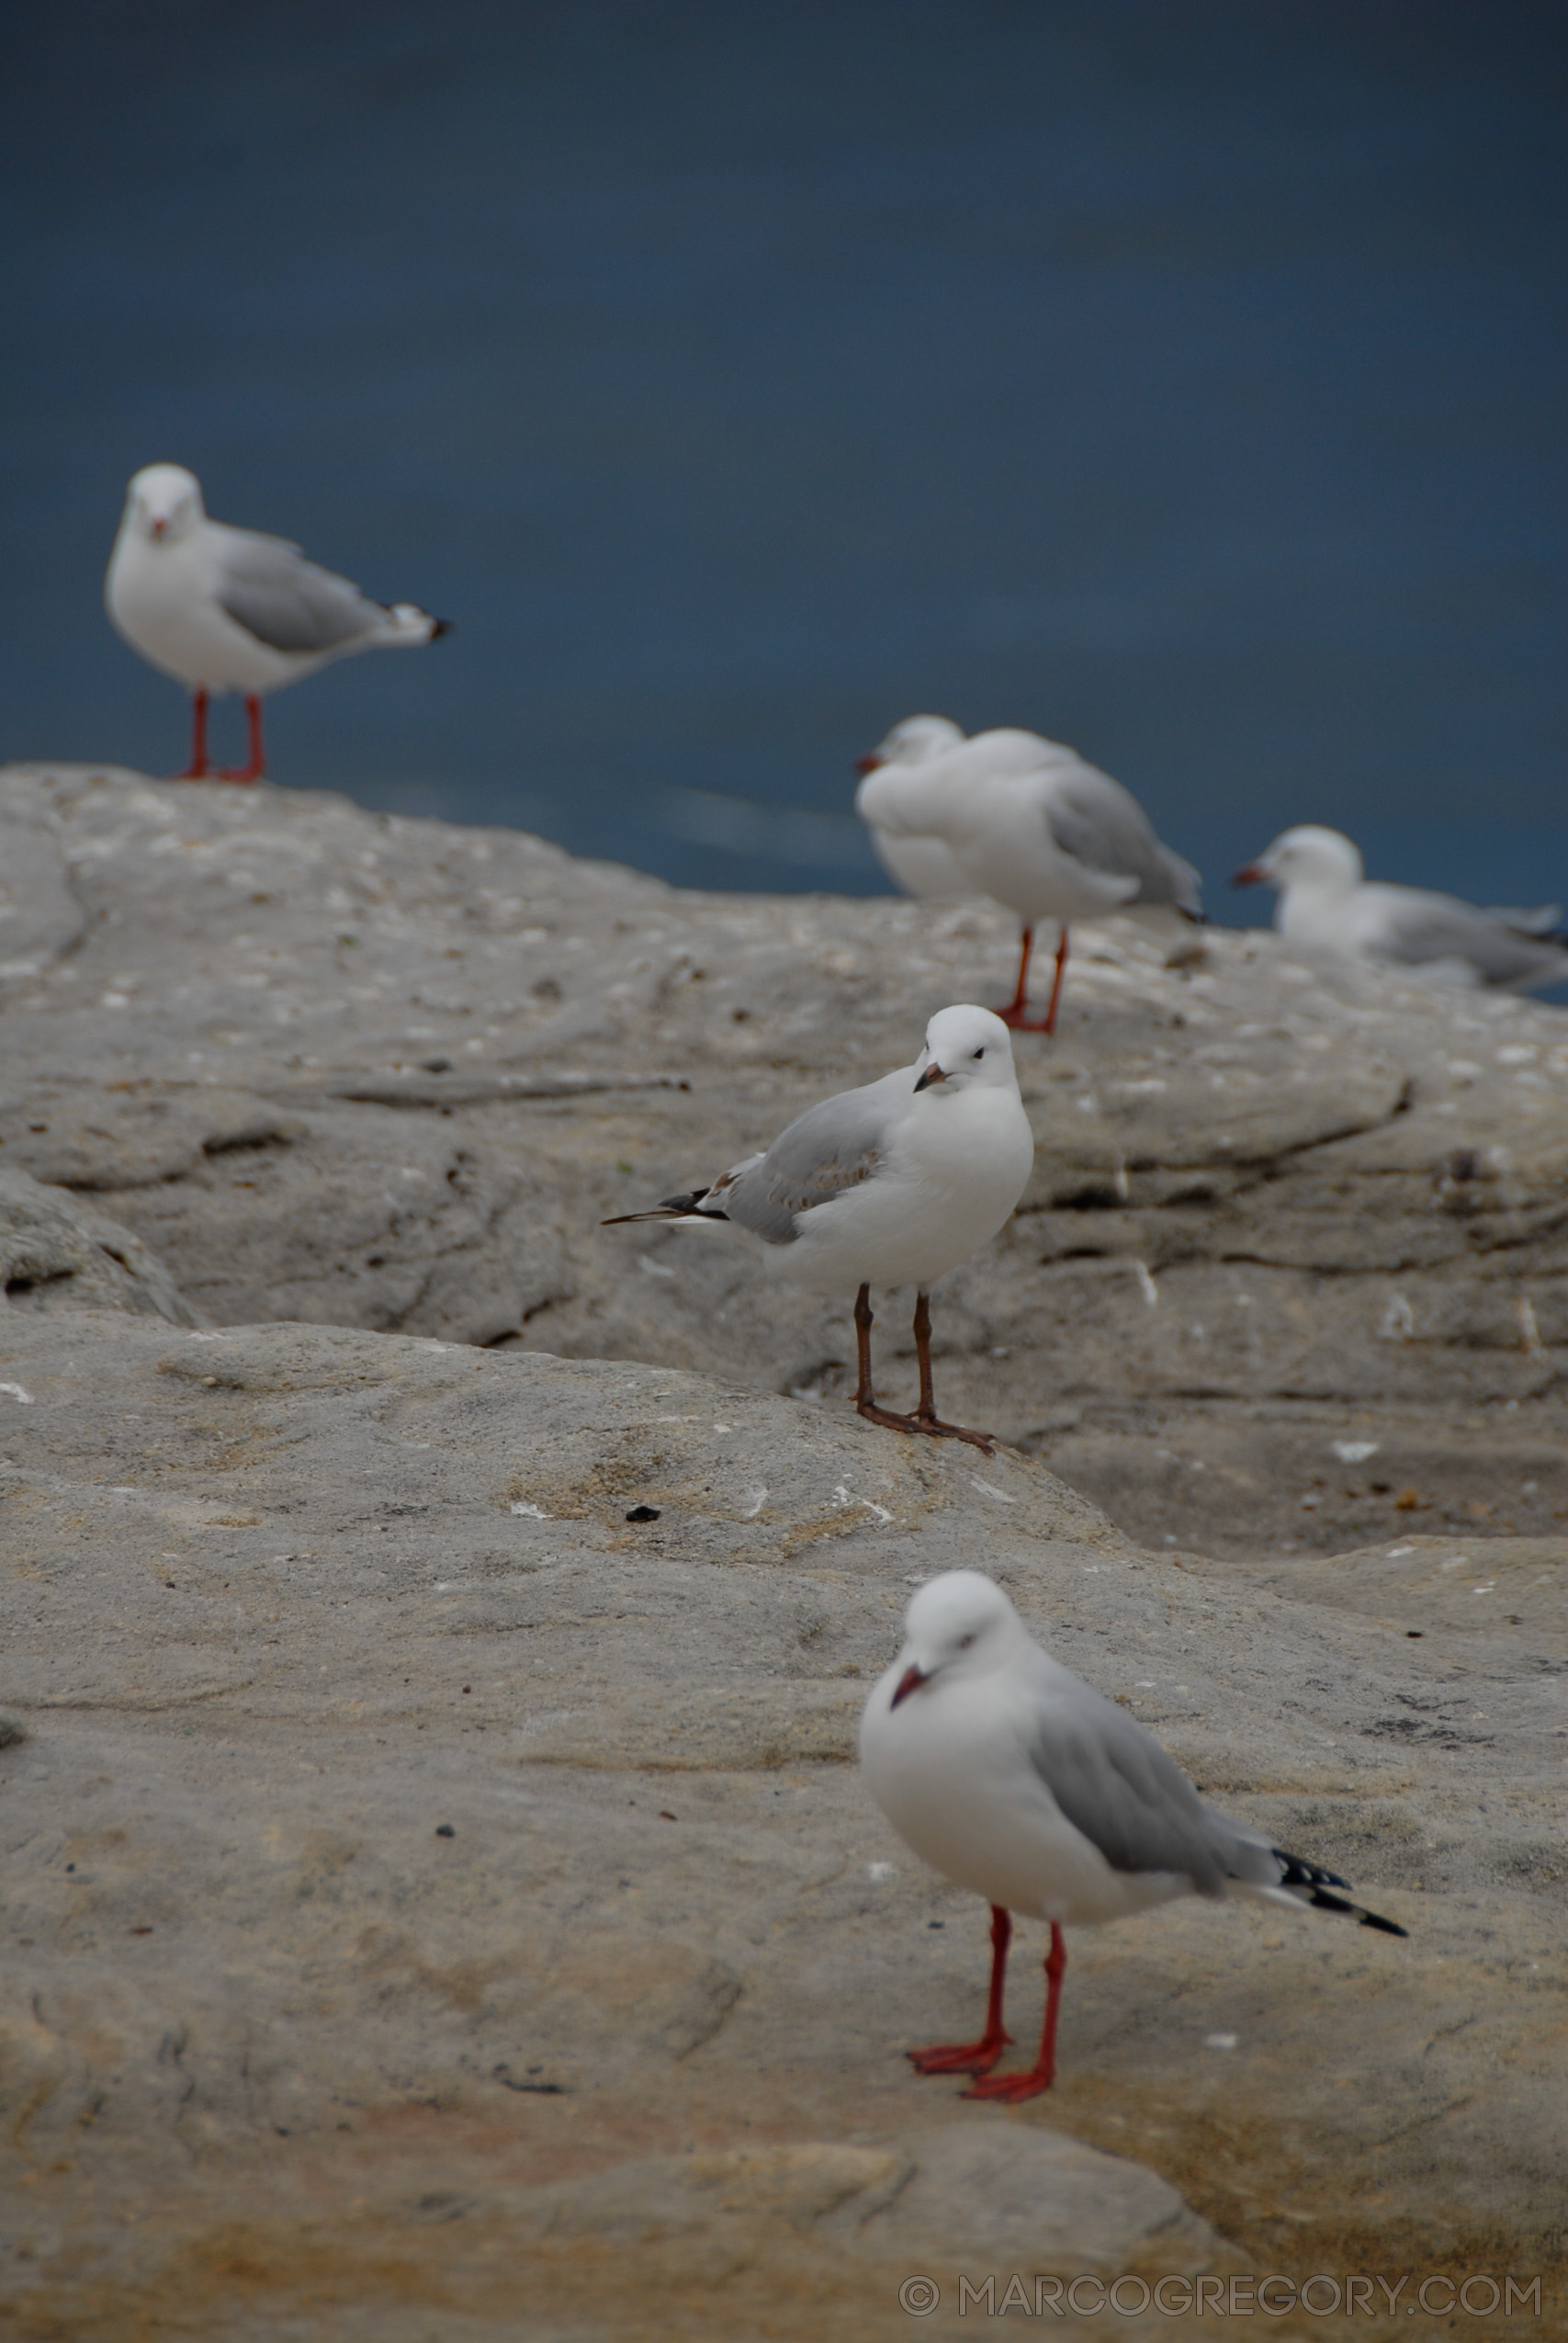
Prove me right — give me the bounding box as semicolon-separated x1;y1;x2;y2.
853;753;882;775
1231;862;1265;887
890;1664;929;1710
913;1063;948;1092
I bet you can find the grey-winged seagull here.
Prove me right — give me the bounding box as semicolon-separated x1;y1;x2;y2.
861;1571;1406;2101
1235;825;1568;992
105;464;449;783
603;1005;1033;1451
855;717;1201;1036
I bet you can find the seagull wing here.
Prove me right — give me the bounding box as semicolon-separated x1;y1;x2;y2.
714;1070;906;1246
1026;1673;1230;1896
1359;885;1568;987
1040;764;1202;913
211;526;390;655
1028;1660;1408;1930
1484;902;1564;939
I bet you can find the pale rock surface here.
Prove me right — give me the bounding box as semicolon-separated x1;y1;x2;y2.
2;765;1566;2337
0;1168;197;1326
1;1312;1564;2339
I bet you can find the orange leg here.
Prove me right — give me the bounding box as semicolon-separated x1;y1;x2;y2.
908;1906;1013;2077
219;695;266;783
963;1922;1067;2102
995;924;1068;1034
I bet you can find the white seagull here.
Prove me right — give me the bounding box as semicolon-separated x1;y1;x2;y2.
861;1571;1406;2102
105;464;449;783
853;715;976;900
603;1005;1034;1450
855;717;1201;1036
1235;826;1568;993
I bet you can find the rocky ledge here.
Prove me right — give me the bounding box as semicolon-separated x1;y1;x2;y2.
1;765;1565;2339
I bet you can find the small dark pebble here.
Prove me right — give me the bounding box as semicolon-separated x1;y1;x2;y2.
435;1824;456;1839
927;1920;944;1930
659;1810;678;1822
626;1505;660;1522
130;1926;153;1936
461;1685;471;1694
1406;1630;1424;1638
65;1863;75;1873
421;1057;452;1073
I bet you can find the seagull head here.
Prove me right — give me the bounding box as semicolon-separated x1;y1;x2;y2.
1233;825;1363;897
124;463;206;545
912;1003;1017;1095
887;1570;1021;1707
853;712;965;775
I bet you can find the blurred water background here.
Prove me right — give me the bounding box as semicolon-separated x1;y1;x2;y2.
1;1;1562;927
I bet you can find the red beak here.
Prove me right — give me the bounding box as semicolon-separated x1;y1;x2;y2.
853;753;882;775
1231;862;1265;887
890;1664;928;1710
913;1063;948;1092
150;517;167;539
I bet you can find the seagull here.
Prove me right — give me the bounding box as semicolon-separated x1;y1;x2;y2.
853;716;976;900
1234;826;1568;992
861;1571;1406;2103
855;718;1201;1036
105;464;449;783
603;1005;1033;1451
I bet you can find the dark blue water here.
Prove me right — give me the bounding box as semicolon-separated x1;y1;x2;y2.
2;2;1563;930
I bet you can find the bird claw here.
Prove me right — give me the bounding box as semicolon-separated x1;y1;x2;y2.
909;1411;996;1453
960;2066;1056;2103
854;1398;922;1435
993;1005;1055;1033
907;2034;1010;2077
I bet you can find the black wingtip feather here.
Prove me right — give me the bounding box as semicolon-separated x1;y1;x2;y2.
1274;1845;1407;1937
600;1190;729;1228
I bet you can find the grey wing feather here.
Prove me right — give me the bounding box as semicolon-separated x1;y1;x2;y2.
1043;768;1202;913
1029;1684;1232;1896
715;1080;897;1247
1485;902;1564;939
1375;890;1568;987
214;528;388;654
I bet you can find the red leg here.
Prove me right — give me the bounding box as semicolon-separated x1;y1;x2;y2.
220;695;266;783
994;924;1034;1026
1039;926;1070;1036
996;923;1066;1034
852;1282;918;1435
172;690;211;779
908;1906;1014;2077
964;1921;1066;2102
908;1290;995;1452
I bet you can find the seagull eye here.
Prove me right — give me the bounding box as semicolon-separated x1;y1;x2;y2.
957;1633;976;1649
971;1048;984;1059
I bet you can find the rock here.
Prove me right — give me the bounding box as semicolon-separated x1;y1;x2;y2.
2;761;1565;1564
1;1308;1563;2336
0;1167;198;1325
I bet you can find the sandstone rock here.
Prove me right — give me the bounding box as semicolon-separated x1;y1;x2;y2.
0;1167;197;1325
1;1310;1563;2338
